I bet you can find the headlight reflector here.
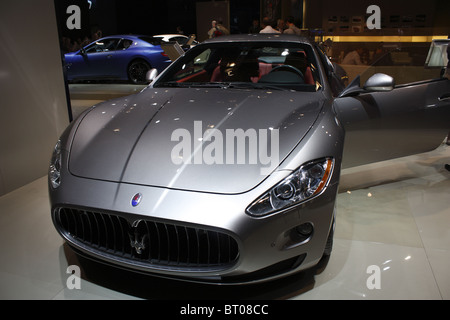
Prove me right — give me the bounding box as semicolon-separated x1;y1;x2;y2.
49;140;62;189
246;158;334;217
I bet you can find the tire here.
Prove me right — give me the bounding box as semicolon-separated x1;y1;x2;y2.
128;59;151;84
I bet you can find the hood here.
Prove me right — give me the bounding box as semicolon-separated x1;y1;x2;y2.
69;87;323;194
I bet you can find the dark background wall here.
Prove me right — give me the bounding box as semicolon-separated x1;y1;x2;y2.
54;0;449;45
54;0;260;41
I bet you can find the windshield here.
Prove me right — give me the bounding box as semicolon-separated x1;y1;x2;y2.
154;42;322;92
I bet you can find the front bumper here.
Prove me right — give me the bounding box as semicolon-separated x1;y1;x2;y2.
50;169;338;284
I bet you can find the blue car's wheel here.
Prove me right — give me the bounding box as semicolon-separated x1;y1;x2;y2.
128;59;151;84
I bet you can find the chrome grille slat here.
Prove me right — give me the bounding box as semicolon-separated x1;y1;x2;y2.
55;207;239;270
92;211;100;248
100;213;108;249
118;215;128;256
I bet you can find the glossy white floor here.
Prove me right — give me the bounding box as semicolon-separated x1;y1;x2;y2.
0;143;449;300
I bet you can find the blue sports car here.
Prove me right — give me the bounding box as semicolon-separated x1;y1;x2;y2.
64;35;172;84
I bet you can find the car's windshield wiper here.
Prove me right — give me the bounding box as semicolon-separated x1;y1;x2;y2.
155;81;188;88
226;82;289;91
156;81;288;91
156;81;228;89
188;82;230;88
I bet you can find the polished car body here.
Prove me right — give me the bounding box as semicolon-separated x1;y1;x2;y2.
50;34;450;284
64;35;172;83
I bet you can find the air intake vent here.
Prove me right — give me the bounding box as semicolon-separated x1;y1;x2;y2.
54;207;239;271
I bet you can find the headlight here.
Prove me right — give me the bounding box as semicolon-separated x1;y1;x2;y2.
246;158;334;217
49;140;62;189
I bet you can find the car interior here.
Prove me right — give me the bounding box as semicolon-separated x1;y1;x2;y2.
157;44;320;91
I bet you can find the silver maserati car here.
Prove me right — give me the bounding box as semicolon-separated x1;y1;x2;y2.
49;34;450;284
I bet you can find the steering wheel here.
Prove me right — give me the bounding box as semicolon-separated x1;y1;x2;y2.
269;65;304;80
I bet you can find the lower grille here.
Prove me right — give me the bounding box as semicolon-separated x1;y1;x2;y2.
54;207;239;270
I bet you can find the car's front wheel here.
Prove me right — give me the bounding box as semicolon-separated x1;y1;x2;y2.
128;59;151;84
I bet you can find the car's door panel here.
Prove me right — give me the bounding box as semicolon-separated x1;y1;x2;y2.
86;52;114;78
71;39;119;79
334;78;450;168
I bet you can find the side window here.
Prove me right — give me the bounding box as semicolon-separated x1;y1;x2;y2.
425;40;449;69
330;40;445;87
194;49;211;66
103;39;119;51
117;39;133;50
84;42;101;54
171;49;211;80
84;39;119;53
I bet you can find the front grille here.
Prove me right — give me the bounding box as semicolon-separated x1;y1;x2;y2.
54;207;239;270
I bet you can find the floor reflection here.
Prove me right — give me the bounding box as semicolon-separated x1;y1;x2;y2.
62;243;329;300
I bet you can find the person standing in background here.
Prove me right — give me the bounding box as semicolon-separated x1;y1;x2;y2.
283;16;301;35
216;20;229;36
259;17;280;34
342;47;365;65
208;19;229;38
276;19;286;33
248;18;260;33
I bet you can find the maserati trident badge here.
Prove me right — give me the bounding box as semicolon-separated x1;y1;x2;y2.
131;193;142;207
129;221;148;255
129;232;147;255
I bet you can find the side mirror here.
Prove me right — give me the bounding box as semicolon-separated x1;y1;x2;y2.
79;48;86;56
363;73;395;92
146;68;158;83
338;73;394;97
